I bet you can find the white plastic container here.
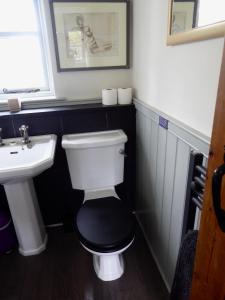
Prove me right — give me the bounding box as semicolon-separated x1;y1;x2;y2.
62;130;127;190
102;89;118;105
118;88;132;105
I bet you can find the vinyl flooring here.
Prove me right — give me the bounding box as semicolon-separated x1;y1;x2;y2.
0;225;169;300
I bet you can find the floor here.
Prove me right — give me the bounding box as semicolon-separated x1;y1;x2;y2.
0;226;169;300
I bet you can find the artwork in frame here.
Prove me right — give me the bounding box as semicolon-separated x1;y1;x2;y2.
50;0;129;71
171;2;195;35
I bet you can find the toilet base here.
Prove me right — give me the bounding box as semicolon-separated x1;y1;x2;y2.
93;253;124;281
81;239;134;281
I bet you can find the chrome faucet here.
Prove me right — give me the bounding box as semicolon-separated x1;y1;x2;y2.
19;125;31;147
0;128;4;146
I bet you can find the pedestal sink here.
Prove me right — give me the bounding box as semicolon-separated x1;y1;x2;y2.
0;135;57;256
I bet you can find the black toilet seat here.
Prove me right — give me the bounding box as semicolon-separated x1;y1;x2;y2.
76;197;135;253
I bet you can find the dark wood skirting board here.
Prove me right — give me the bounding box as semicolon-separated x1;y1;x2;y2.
0;104;136;227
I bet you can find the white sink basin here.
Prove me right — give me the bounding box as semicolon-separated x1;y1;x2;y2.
0;134;57;184
0;134;57;256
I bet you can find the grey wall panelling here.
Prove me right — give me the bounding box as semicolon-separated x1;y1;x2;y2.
134;99;210;291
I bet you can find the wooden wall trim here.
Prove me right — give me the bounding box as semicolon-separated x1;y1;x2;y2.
134;99;209;155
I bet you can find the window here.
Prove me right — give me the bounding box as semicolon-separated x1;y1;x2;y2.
0;0;53;100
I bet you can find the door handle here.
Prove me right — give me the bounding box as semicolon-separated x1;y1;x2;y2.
212;163;225;232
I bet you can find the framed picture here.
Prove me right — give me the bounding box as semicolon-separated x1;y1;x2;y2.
171;2;196;34
49;0;129;71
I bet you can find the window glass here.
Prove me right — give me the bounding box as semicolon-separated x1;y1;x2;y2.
0;0;52;97
0;0;38;32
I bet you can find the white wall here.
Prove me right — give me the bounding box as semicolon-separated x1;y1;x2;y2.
42;0;132;100
132;0;224;137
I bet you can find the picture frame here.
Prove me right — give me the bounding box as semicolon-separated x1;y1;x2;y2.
165;0;225;46
49;0;129;72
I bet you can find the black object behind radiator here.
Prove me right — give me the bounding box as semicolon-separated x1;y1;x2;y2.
170;151;207;300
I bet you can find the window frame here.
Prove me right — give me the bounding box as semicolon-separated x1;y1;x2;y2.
0;0;55;102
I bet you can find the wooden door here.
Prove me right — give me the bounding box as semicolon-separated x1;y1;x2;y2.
190;39;225;299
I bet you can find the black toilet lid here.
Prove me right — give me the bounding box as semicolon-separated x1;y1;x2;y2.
76;197;135;253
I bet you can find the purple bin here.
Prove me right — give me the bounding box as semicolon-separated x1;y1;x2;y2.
0;211;17;254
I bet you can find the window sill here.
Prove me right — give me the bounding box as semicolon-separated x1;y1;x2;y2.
0;97;103;112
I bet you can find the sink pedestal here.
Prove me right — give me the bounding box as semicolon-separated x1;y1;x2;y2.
0;134;57;256
4;179;47;256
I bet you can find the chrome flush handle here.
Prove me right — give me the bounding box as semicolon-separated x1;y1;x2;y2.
119;149;127;157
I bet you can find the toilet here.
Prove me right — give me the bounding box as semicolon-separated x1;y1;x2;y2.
62;130;135;281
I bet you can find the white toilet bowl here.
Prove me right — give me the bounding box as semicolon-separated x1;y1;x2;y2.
76;195;135;281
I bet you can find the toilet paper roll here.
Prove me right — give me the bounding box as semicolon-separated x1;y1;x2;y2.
118;88;132;105
102;88;118;105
